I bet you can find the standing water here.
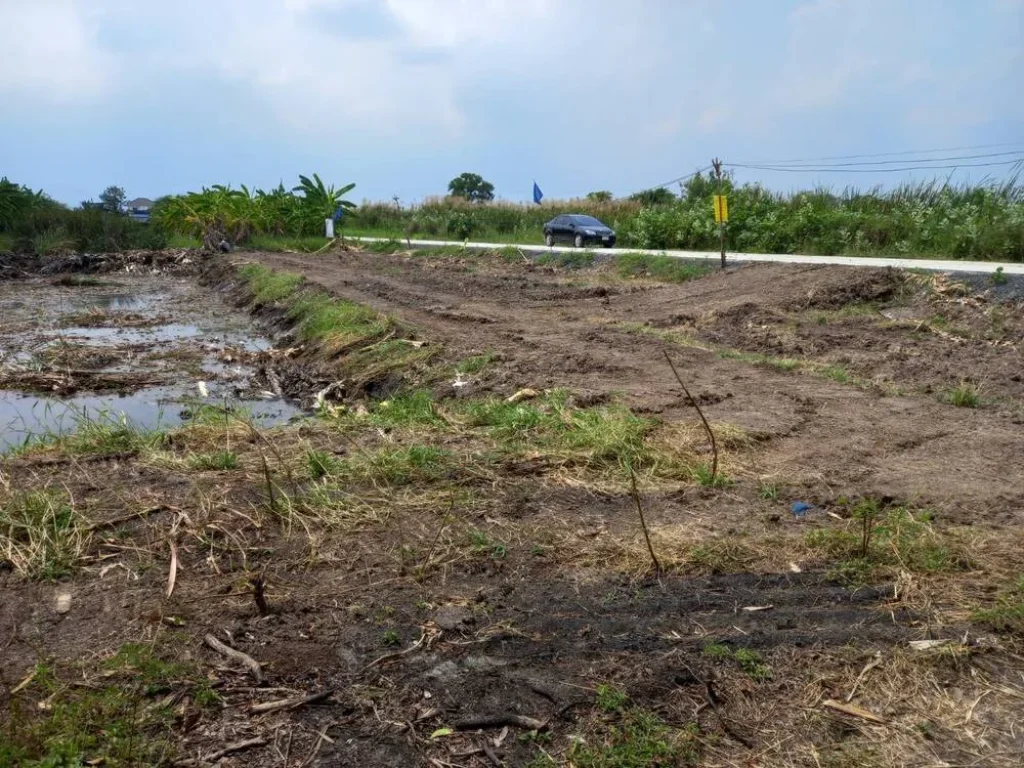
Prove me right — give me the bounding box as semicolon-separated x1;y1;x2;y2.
0;274;303;453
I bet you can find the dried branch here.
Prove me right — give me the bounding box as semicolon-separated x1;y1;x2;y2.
628;465;661;574
663;350;718;481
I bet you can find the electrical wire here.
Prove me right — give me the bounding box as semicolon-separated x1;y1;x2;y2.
730;150;1024;169
735;141;1024;166
652;166;713;190
728;158;1024;173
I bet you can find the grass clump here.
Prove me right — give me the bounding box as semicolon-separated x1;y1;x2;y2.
616;253;711;283
0;491;90;579
306;448;340;480
703;643;773;681
596;684;629;713
946;381;981;408
3;643;217;767
248;234;332;253
239;263;303;304
567;707;701;768
805;502;962;584
972;577;1024;635
369;390;445;429
287;292;391;347
456;352;497;375
536;250;596;269
336;444;454;486
468;529;508;559
188;450;240;471
691;462;732;488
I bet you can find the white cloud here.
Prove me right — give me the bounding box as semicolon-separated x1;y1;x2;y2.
0;0;113;102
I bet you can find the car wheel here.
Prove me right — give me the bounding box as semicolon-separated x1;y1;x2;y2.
574;234;584;248
545;233;554;247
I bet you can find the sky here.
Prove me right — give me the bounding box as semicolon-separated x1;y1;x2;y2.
0;0;1022;206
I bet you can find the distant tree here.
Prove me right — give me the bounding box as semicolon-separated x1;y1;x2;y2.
99;186;127;214
629;187;676;205
447;173;495;203
586;190;613;202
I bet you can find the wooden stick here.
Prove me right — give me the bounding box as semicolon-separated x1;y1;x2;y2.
663;350;719;481
203;633;264;683
628;465;661;574
175;737;267;766
249;688;334;715
453;714;546;731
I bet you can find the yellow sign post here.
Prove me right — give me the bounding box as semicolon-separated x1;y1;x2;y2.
713;194;729;223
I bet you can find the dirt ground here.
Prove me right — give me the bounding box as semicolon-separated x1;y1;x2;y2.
2;248;1023;768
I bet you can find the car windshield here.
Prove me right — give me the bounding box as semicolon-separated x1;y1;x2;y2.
570;215;605;227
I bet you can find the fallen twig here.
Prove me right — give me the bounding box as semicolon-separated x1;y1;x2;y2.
823;698;886;724
204;633;264;683
249;688;335;715
452;714;546;731
88;505;172;531
175;737;267;766
664;350;719;481
166;539;178;598
845;652;882;703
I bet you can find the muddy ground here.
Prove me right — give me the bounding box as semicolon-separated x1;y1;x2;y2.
2;248;1023;768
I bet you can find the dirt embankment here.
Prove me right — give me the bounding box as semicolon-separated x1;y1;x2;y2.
239;250;1024;522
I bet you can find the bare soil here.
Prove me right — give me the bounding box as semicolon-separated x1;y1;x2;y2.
2;249;1022;767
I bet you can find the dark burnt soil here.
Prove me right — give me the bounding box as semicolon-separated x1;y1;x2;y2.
240;251;1024;523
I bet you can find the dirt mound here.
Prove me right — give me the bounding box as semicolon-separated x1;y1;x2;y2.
785;267;904;310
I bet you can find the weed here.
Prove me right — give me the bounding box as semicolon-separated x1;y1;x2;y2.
805;503;960;583
691;462;732;488
456;352;497;375
991;266;1008;286
306;448;340;479
469;529;508;559
365;238;405;254
946;382;980;408
382;629;401;646
596;684;629;713
188;450;239;471
248;235;334;253
287;291;392;347
616;253;711;283
337;444;453;486
972;577;1024;634
536;250;596;269
703;643;772;681
238;263;303;304
3;642;214;766
758;481;780;500
569;709;701;767
370;390;444;428
0;490;89;579
819;364;852;384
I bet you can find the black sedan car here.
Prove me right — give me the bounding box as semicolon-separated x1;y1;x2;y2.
543;214;616;248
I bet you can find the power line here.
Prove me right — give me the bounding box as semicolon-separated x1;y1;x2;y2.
652;166;713;190
731;150;1024;169
735;141;1024;166
728;158;1024;173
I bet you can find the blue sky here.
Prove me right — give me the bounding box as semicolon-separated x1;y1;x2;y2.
1;0;1021;206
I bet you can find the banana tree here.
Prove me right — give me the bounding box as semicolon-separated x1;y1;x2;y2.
293;174;357;235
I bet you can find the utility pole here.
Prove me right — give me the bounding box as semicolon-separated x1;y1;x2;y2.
712;158;727;269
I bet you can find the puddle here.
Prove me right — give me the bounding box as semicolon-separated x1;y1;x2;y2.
0;277;304;454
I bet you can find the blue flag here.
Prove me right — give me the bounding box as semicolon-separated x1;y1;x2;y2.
533;181;544;205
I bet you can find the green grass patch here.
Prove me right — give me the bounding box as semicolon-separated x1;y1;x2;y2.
805;502;963;584
307;449;341;480
946;382;981;408
565;707;701;768
287;291;392;346
703;643;772;681
3;643;217;767
362;238;405;254
332;444;455;486
188;450;240;471
238;263;303;304
456;352;497;375
0;490;89;579
972;577;1024;635
691;462;733;488
369;390;445;429
616;253;711;283
0;232;14;251
536;250;596;269
166;233;201;249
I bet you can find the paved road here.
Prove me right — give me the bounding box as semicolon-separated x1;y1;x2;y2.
351;236;1023;275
